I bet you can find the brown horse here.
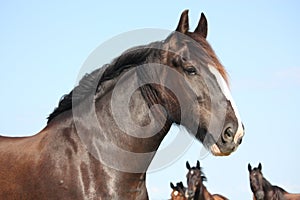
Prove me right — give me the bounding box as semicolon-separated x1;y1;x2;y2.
0;10;244;199
170;182;187;200
248;163;300;200
185;161;229;200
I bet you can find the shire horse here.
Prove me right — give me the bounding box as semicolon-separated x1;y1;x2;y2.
0;10;244;199
185;161;229;200
248;163;300;200
170;182;187;200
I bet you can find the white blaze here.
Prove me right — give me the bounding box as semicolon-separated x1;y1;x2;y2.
207;64;244;145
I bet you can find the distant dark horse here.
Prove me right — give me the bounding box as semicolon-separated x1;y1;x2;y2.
185;161;229;200
248;163;300;200
0;10;244;199
170;182;187;200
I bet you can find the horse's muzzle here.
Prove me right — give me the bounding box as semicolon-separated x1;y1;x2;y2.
185;190;195;199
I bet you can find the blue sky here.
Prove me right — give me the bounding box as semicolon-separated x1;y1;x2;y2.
1;1;300;199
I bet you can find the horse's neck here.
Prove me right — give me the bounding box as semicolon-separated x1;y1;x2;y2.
73;67;170;149
262;178;300;200
262;177;274;192
271;186;300;200
97;67;171;147
262;179;286;200
202;186;214;200
195;184;212;200
48;68;171;199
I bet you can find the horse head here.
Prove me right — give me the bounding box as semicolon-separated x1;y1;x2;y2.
138;10;244;156
185;160;206;199
248;163;265;200
170;181;187;200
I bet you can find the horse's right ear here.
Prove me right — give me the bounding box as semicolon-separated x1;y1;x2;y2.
186;161;191;170
176;10;189;33
194;13;208;38
248;163;252;172
258;163;262;171
170;182;175;189
178;182;184;188
196;160;200;169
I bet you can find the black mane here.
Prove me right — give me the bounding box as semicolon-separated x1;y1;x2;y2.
262;177;287;195
190;166;207;182
199;167;207;182
47;42;162;123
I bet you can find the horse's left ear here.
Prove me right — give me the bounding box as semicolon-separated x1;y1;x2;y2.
178;182;184;188
258;163;262;171
176;10;189;33
186;161;191;170
196;160;200;169
194;13;208;38
248;163;252;172
170;182;175;189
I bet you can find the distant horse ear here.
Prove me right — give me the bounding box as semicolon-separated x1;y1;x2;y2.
258;163;262;171
178;182;184;188
196;160;200;169
248;163;252;172
194;13;208;38
186;161;191;170
170;182;175;189
176;10;189;33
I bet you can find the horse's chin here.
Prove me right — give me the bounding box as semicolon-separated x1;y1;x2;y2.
185;190;195;200
210;144;231;156
195;129;234;156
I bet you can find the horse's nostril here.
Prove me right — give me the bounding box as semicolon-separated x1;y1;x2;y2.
238;137;243;145
222;127;234;143
225;128;233;138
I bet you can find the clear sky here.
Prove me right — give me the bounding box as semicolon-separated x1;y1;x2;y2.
1;1;300;199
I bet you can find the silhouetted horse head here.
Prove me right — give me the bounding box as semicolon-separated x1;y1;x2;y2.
170;182;187;200
248;163;265;200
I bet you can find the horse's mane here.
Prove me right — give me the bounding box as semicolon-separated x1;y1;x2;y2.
47;31;228;124
262;177;273;189
47;42;162;123
273;186;287;193
190;166;207;182
262;176;287;198
199;167;207;182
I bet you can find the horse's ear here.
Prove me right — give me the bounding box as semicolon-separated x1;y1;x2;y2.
186;161;191;170
248;163;252;172
178;182;184;188
258;163;262;171
170;182;175;189
196;160;200;169
194;13;208;39
176;10;189;33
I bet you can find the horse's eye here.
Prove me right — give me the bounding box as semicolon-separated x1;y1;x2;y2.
184;66;197;75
